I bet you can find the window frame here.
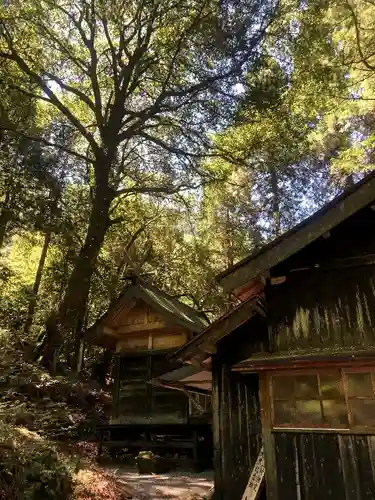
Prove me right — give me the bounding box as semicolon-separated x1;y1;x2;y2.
266;366;375;433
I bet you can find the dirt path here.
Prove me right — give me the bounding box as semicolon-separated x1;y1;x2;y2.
107;466;214;500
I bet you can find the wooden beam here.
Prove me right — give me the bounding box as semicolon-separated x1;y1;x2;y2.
270;276;286;285
115;321;165;334
172;297;264;363
110;298;136;323
288;252;375;274
200;342;217;354
181;380;213;384
190;353;207;366
232;349;375;373
149;379;212;396
233;275;266;301
101;439;195;449
103;325;117;335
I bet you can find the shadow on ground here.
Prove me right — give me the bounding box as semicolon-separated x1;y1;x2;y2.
107;466;214;500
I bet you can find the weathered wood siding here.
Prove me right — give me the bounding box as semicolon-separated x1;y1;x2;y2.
110;301;165;329
256;206;375;499
271;432;375;500
110;299;190;353
267;204;375;354
116;330;188;352
213;317;268;500
213;361;264;499
113;353;188;424
268;266;375;353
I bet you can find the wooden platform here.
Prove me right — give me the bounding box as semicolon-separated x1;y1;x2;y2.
96;423;212;468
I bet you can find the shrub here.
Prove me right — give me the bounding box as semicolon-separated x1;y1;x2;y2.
0;343;111;441
0;423;74;500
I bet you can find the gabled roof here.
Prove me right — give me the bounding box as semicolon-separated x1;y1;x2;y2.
170;294;266;363
217;170;375;293
86;276;209;348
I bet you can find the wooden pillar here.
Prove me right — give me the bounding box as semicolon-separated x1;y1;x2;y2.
212;354;222;499
259;373;278;500
148;354;152;424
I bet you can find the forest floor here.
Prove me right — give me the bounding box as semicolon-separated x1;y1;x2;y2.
105;465;214;500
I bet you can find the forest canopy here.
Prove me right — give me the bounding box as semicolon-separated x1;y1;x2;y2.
0;0;374;373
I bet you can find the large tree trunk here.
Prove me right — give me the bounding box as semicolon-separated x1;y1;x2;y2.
41;176;113;372
24;229;52;334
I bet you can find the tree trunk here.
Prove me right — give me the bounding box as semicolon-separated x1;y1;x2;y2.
224;208;234;268
24;229;52;334
345;174;355;189
269;165;281;237
0;190;11;248
41;178;113;372
76;340;85;374
92;349;113;385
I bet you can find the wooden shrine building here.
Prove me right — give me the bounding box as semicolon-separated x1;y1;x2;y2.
169;171;375;499
86;276;212;465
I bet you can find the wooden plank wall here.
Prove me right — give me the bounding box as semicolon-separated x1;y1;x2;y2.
268;203;375;355
268;266;375;353
212;317;268;500
272;432;375;500
213;359;264;500
116;330;188;352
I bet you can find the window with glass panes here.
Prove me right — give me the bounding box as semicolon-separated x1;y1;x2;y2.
269;368;375;430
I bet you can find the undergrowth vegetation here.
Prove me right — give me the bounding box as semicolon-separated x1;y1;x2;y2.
0;338;132;499
0;423;74;500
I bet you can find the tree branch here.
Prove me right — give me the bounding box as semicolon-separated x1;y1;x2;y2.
345;1;375;71
115;183;198;197
0;124;91;163
36;20;89;75
113;177;220;197
43;72;96;112
0;24;99;152
137;130;210;158
86;0;104;127
0;81;52;105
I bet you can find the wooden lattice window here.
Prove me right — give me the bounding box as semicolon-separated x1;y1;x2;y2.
269;368;375;430
189;393;212;416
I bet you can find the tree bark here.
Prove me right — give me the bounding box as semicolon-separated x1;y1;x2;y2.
24;229;52;334
41;170;113;372
344;174;355;189
76;340;85;374
269;165;281;237
92;349;113;385
0;190;11;249
224;208;234;268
